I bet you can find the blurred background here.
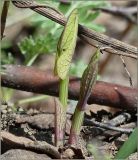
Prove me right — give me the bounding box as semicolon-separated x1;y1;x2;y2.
1;0;137;113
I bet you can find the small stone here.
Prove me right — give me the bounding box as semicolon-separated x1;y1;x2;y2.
2;110;7;114
63;148;75;159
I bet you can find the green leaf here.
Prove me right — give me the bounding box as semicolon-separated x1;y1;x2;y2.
18;34;58;65
54;9;78;80
115;127;138;159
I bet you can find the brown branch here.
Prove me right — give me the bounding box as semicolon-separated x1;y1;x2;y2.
1;131;61;158
1;65;137;111
93;6;137;24
11;0;138;59
80;35;137;59
99;23;133;74
84;112;133;136
1;0;10;39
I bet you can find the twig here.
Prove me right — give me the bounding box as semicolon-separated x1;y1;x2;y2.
81;35;134;86
80;35;137;59
1;65;138;110
1;131;61;158
99;22;133;74
120;122;136;129
83;112;132;136
11;0;138;59
1;0;10;39
93;6;137;24
119;55;133;87
12;0;64;15
105;112;131;127
84;119;133;134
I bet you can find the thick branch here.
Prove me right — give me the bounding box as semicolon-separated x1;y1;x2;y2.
1;65;137;110
11;0;138;59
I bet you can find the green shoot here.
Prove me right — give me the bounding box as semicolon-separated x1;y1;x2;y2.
69;49;100;144
54;9;78;147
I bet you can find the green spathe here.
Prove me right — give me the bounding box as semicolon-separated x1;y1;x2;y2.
54;9;78;80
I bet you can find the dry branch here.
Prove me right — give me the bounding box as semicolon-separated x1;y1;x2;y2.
1;149;51;160
1;131;61;158
84;119;133;133
93;6;137;24
1;65;137;110
11;0;138;59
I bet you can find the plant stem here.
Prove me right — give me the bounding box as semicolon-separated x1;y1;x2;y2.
69;106;84;144
16;95;48;105
26;54;39;66
59;77;69;108
55;76;69;146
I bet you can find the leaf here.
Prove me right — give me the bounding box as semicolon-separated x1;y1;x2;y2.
54;9;78;80
78;49;100;108
115;127;138;159
18;34;57;65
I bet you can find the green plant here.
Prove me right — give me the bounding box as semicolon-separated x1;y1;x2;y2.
18;1;109;66
115;127;138;159
54;9;78;147
69;49;100;144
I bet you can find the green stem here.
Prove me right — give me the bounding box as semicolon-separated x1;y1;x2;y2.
16;95;48;105
59;77;69;107
55;76;69;146
69;106;84;144
26;54;39;66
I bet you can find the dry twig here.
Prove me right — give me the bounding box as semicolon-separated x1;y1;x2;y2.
1;0;10;39
93;6;137;24
84;119;133;134
11;0;138;59
1;131;61;158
